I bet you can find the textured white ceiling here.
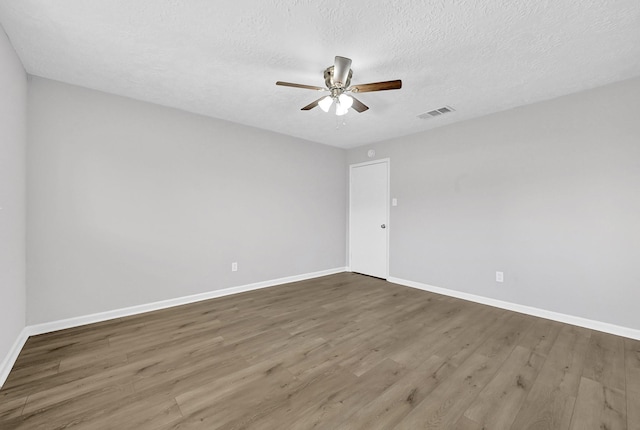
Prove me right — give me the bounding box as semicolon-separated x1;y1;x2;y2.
1;0;639;148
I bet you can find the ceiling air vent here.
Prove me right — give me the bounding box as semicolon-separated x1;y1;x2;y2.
418;106;455;120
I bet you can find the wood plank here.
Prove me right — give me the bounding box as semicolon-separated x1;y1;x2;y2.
1;358;61;390
582;330;626;391
239;368;359;429
336;354;456;429
12;383;138;429
453;415;483;430
174;361;296;429
625;338;640;430
510;324;591;429
388;301;491;368
569;377;626;430
0;395;26;420
275;358;406;430
516;317;563;358
393;352;505;429
463;345;546;429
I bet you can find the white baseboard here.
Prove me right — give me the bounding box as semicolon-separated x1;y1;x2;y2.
0;327;29;389
388;276;640;341
0;267;346;388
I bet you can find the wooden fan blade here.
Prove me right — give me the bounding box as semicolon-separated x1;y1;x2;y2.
276;81;326;91
301;96;326;111
349;80;402;93
350;96;369;113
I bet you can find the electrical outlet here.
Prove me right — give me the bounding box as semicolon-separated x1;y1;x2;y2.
232;262;238;272
496;271;504;283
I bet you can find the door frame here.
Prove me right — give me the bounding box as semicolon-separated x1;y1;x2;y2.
348;158;390;279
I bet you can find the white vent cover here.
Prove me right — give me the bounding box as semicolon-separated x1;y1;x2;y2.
418;106;455;119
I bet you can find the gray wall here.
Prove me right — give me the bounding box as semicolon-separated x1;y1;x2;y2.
0;27;26;362
27;77;346;325
348;76;640;330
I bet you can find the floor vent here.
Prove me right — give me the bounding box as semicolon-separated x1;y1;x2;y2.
418;106;455;119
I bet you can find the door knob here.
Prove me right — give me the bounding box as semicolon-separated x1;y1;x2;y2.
381;224;386;229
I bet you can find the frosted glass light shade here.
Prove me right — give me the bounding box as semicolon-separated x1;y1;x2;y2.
318;96;333;112
338;93;353;109
335;101;348;116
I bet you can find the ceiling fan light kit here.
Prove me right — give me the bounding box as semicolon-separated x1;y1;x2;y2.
318;96;333;112
276;56;402;115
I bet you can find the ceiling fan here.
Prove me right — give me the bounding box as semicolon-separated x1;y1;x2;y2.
276;56;402;115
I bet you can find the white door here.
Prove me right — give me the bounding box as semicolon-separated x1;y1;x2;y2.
349;160;389;279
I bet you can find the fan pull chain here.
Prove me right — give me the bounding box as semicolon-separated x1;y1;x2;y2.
335;116;347;129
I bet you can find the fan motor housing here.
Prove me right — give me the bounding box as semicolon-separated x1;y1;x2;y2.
324;66;353;90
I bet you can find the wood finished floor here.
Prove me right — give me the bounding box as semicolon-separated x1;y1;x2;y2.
1;273;638;429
